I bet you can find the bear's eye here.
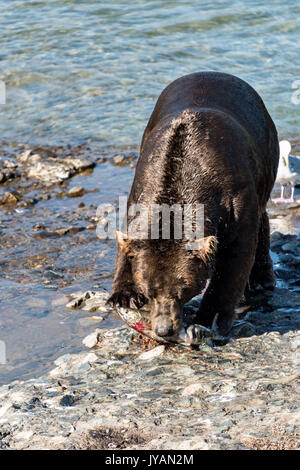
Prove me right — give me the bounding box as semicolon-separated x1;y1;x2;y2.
177;277;186;286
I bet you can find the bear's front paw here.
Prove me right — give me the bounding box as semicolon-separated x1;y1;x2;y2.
212;311;234;337
107;288;147;309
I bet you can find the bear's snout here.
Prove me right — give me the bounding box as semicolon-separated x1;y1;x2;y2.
151;299;182;338
155;317;174;337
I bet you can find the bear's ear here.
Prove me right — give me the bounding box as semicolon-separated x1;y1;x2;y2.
116;230;132;255
201;236;218;263
187;236;218;264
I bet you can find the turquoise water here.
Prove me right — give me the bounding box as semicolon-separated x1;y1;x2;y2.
0;0;300;147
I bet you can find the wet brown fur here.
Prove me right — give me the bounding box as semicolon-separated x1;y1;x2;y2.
108;72;279;336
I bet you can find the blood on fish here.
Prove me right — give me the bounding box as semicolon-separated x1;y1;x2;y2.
131;320;149;333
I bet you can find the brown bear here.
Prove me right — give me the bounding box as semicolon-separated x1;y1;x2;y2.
108;72;279;337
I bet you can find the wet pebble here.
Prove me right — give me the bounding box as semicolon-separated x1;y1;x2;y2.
82;330;101;349
67;186;85;197
54;354;73;367
60;395;76;407
230;320;256;338
4;160;17;169
17;150;34;163
281;242;298;253
45;270;64;280
137;345;165;361
112;154;125;165
0;192;19;205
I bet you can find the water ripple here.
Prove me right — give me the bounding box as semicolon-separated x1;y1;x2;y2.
0;0;299;146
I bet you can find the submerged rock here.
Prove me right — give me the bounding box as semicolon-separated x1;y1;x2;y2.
112;154;125;165
67;186;85;197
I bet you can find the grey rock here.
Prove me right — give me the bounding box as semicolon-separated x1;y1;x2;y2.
54;354;73;366
74;362;91;374
82;331;101;349
230;320;256;338
60;395;76;407
113;154;125;165
282;242;298;253
4;160;17;169
0;192;18;205
137;346;165;361
27;158;94;184
17;150;34;163
67;186;85;197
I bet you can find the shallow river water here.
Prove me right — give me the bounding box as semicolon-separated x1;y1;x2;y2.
0;0;300;146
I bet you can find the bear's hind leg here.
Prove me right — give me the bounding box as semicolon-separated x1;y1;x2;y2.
248;211;276;292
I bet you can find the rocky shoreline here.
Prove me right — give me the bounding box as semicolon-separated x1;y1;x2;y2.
0;231;299;450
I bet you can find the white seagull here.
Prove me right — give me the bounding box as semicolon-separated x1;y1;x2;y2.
272;140;300;204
